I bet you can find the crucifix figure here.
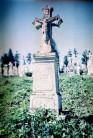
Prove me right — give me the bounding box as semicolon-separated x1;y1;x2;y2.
33;5;63;53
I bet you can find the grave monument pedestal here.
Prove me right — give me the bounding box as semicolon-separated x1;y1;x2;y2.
30;52;62;114
30;5;63;115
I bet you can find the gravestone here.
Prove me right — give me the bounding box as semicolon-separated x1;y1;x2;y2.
13;61;18;76
87;52;93;75
18;58;24;77
4;65;8;76
19;64;24;77
77;64;81;75
30;6;63;114
9;62;13;76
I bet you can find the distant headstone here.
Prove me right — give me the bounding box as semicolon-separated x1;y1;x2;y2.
9;62;13;76
67;64;75;76
13;61;18;76
76;63;82;75
30;6;63;115
4;65;8;76
24;64;27;74
19;65;24;77
87;53;93;75
18;58;24;77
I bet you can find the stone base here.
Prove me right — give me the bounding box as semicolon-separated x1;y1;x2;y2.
39;43;52;54
30;93;62;115
30;52;62;115
88;66;93;75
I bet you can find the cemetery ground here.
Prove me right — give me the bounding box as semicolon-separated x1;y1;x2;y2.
0;75;93;138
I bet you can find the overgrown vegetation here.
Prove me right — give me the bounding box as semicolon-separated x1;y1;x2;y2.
59;75;93;117
25;72;32;77
0;75;93;137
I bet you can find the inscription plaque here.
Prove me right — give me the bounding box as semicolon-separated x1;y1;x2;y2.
32;97;55;109
34;63;53;91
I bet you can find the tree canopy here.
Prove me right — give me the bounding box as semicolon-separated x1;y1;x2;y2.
81;50;89;68
63;56;69;67
8;49;15;64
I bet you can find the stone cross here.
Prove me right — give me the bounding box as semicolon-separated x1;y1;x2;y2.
30;6;62;115
33;5;63;53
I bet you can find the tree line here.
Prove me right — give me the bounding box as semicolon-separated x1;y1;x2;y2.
0;48;91;72
0;49;32;67
63;48;91;69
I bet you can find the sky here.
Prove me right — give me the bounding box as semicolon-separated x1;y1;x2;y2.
0;0;93;66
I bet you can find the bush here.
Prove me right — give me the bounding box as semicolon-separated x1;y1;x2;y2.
25;72;32;77
1;108;92;138
0;76;93;137
83;69;88;75
59;75;93;117
80;69;83;75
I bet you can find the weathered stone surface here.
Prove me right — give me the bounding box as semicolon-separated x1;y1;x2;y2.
32;5;63;54
9;62;13;76
4;65;8;76
88;53;93;75
30;53;62;114
30;6;62;115
34;63;53;91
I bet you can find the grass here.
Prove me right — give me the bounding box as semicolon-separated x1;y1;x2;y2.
0;77;32;126
59;75;93;117
0;75;93;137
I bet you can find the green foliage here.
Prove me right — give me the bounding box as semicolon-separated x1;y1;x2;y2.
63;56;69;67
73;48;78;57
59;75;93;117
8;49;15;64
1;53;10;65
0;77;32;137
68;49;72;57
25;72;32;77
0;76;93;137
81;50;89;67
1;107;93;138
14;51;20;67
0;49;20;69
26;53;32;64
80;69;83;75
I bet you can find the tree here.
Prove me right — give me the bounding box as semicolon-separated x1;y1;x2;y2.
8;49;14;64
1;63;4;76
81;50;89;69
68;49;72;58
73;48;78;57
14;51;20;67
26;53;32;64
73;48;79;66
1;53;10;65
63;56;69;67
67;49;73;65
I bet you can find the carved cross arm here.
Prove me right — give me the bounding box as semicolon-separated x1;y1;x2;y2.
32;18;42;30
51;15;63;27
